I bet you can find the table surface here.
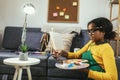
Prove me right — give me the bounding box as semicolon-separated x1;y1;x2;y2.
3;58;40;66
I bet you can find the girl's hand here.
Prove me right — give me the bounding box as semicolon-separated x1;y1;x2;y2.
52;50;68;58
52;50;61;59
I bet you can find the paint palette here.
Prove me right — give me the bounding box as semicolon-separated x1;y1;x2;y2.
55;59;89;70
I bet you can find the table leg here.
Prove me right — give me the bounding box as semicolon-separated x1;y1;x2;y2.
26;67;32;80
13;67;19;80
18;67;23;80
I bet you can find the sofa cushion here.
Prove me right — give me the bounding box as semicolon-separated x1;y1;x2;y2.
47;68;87;79
2;26;42;51
61;33;75;51
26;31;44;51
70;30;90;52
2;27;22;50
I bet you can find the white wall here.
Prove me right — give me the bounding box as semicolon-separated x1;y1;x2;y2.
0;0;118;31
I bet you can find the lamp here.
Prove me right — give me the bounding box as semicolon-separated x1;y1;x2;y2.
21;3;35;45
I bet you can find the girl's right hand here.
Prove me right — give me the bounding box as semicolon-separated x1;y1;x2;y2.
52;50;68;58
52;50;61;59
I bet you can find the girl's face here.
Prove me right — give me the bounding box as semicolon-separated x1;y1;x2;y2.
87;23;105;42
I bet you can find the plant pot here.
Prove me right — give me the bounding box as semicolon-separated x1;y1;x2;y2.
19;52;28;61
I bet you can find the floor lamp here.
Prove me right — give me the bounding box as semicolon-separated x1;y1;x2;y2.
21;3;35;45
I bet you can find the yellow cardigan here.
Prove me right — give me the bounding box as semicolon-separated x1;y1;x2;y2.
68;41;118;80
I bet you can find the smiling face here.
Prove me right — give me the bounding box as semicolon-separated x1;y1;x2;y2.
87;23;105;43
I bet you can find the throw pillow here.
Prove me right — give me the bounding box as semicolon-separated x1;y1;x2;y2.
45;32;75;52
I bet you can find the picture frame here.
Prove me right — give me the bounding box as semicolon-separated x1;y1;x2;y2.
48;0;79;23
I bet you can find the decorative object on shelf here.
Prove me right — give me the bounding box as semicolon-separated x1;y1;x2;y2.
19;3;35;61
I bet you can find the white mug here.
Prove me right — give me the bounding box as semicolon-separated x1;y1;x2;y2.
74;48;80;52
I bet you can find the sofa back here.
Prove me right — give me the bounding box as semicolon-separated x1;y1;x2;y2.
2;26;43;51
1;26;90;52
70;30;90;52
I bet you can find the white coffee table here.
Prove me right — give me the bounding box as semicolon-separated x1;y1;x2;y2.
3;57;40;80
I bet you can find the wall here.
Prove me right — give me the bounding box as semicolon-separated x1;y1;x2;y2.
0;0;118;30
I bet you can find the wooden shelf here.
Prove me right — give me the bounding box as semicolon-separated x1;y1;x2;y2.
109;0;120;57
114;36;120;57
110;0;119;21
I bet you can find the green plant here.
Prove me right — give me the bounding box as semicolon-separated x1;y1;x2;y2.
20;44;28;53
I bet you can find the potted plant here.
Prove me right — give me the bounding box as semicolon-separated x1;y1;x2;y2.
19;44;28;61
20;44;28;53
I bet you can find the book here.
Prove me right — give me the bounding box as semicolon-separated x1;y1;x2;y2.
49;32;64;50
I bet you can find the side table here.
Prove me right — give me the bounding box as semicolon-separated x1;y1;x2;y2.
3;58;40;80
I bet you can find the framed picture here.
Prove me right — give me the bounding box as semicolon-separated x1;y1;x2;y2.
48;0;79;23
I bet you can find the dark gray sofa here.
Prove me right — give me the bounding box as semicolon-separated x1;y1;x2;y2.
0;26;119;80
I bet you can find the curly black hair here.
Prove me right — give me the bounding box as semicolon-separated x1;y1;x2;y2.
87;17;116;40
